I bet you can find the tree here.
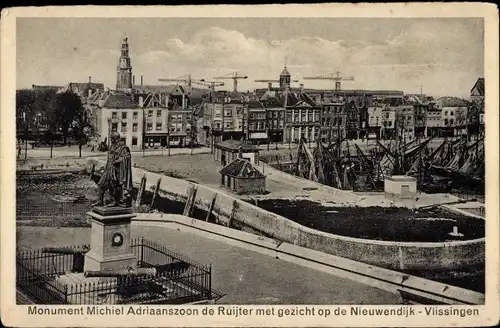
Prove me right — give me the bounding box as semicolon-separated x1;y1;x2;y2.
72;108;95;158
16;89;37;159
41;91;60;159
56;91;84;145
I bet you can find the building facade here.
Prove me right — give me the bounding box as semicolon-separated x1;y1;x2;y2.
381;106;396;139
247;100;267;144
367;104;383;139
395;105;415;141
436;97;468;137
283;92;321;143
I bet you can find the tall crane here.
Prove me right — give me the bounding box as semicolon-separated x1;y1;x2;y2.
158;74;196;87
303;71;354;92
198;79;225;91
214;72;248;93
158;75;224;91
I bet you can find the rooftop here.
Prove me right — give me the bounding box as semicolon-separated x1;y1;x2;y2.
436;96;469;108
471;78;485;96
220;158;265;178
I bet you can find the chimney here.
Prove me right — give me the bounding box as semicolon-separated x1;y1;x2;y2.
133;75;135;86
88;89;92;98
300;83;304;90
139;96;144;108
268;82;272;90
89;76;91;83
141;75;143;86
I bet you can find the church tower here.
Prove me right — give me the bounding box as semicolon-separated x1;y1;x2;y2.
279;65;291;89
116;36;133;93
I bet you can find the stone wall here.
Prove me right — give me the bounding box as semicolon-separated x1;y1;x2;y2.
86;158;485;272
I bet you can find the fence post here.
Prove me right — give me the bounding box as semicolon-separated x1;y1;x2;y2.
140;237;144;266
209;264;212;298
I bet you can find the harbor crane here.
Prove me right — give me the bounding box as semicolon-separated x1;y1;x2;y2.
214;71;248;93
158;75;224;91
303;71;354;92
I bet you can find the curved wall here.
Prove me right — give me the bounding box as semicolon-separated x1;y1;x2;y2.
87;159;485;272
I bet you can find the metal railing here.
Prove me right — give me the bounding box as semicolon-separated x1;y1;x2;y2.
16;238;223;305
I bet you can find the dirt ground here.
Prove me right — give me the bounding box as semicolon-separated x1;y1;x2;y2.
16;171;95;228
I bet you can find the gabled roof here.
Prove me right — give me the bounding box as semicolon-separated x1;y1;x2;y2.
280;91;318;107
470;78;484;96
247;100;264;108
220;158;265;178
133;84;186;95
100;92;138;109
60;82;104;96
436;96;469;108
261;96;284;108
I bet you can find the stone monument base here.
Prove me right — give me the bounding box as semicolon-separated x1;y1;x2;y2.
83;206;137;273
55;272;118;304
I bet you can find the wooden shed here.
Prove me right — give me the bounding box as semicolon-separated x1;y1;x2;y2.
219;158;266;195
213;139;260;166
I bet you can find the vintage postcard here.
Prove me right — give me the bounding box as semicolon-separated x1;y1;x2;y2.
1;3;499;327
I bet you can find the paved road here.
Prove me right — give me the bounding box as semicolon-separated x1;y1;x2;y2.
17;146;212;160
16;225;401;305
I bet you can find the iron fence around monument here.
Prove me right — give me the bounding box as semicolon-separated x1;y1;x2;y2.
16;238;223;305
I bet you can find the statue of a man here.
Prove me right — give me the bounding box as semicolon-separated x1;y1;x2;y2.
93;132;133;208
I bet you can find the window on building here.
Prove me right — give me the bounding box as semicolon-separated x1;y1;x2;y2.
112;112;117;119
111;123;118;132
444;111;448;116
132;123;138;132
133;112;138;120
450;111;454;116
156;122;162;130
148;110;153;118
121;122;127;132
121;112;127;120
444;119;449;125
132;137;138;147
157;110;162;117
147;123;153;131
450;119;454;125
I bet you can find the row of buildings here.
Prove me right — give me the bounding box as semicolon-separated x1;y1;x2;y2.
29;36;486;151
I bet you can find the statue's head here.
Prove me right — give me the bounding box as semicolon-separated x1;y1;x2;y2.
110;132;121;143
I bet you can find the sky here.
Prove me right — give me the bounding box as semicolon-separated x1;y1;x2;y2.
16;18;484;98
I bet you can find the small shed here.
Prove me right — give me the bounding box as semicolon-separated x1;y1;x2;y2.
213;139;260;166
384;175;417;201
220;158;266;195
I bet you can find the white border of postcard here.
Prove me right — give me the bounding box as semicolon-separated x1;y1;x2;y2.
1;3;499;327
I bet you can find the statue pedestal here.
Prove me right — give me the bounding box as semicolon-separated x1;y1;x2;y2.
84;206;137;272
